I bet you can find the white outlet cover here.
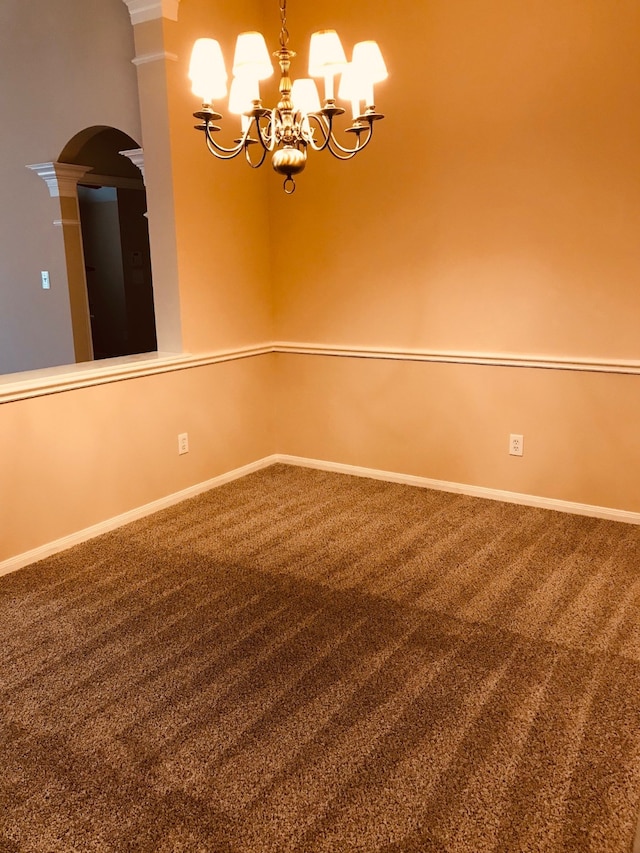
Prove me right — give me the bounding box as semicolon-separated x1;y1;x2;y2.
509;434;524;456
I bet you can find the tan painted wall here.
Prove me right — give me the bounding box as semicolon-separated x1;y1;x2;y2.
271;0;640;356
0;356;274;562
274;354;640;513
268;0;640;512
167;0;274;352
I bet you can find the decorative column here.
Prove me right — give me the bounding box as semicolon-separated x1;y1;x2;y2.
121;0;182;354
26;162;94;362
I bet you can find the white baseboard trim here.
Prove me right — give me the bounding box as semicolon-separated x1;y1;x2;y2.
3;452;638;579
0;455;279;578
274;455;640;526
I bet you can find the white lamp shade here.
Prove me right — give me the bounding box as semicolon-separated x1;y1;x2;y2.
291;78;321;114
308;30;347;76
351;40;388;84
337;63;360;101
233;31;273;80
337;64;365;119
228;76;260;114
189;38;228;102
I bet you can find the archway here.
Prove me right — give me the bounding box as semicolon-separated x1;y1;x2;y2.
59;126;157;360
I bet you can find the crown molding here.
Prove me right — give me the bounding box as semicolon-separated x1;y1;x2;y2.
122;0;180;25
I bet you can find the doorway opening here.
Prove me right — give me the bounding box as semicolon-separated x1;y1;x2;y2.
60;126;157;360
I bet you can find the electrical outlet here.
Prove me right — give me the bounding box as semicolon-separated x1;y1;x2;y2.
509;434;524;457
178;433;189;455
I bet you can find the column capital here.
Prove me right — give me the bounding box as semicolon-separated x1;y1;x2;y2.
122;0;180;25
119;148;146;183
26;162;91;198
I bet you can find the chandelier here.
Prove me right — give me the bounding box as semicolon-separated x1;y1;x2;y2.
189;0;387;193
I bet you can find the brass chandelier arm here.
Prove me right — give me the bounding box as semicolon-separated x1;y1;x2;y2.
326;126;374;159
245;140;269;168
197;112;272;164
253;112;278;153
306;114;375;160
304;114;331;153
203;130;247;160
195;113;248;160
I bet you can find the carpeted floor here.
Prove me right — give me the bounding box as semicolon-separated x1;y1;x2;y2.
1;463;640;852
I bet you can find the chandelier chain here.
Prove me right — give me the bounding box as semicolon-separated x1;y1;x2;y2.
279;0;289;49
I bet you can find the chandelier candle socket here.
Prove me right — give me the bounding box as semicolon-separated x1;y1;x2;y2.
189;0;387;193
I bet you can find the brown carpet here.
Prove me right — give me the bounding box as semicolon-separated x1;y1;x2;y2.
1;463;640;852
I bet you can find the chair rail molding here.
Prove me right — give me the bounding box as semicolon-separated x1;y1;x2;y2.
273;342;640;376
122;0;180;25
